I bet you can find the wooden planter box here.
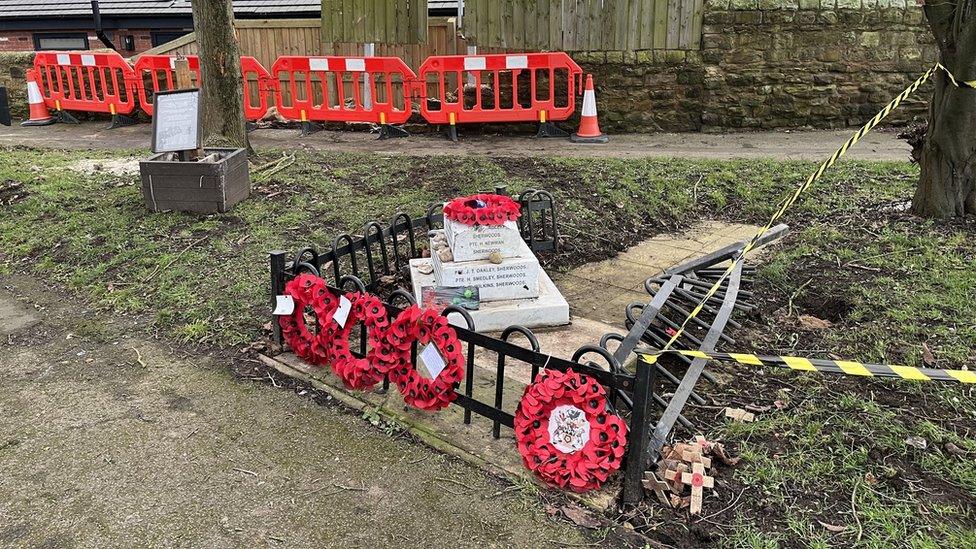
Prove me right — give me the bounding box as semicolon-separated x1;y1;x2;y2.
139;148;250;213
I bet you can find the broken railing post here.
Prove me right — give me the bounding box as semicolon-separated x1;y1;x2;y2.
622;355;656;505
269;250;287;346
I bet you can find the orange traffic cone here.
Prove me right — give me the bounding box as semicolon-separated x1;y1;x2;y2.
571;74;608;143
21;69;54;127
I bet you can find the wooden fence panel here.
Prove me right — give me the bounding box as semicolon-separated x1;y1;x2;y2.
462;0;704;51
319;0;426;44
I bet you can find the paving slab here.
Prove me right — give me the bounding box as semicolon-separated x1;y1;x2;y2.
553;221;764;323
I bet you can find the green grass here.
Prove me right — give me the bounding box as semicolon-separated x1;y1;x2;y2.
2;147;972;361
1;145;974;546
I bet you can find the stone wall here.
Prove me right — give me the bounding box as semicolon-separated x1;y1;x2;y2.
577;0;935;132
0;52;34;120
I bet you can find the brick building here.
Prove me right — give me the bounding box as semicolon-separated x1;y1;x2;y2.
0;0;322;55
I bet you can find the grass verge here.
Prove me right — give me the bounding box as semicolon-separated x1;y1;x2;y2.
0;145;973;547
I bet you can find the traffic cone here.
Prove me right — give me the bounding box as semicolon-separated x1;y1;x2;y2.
570;74;608;144
21;69;54;127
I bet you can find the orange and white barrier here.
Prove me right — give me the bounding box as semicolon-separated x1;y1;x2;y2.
23;50;608;141
270;55;417;137
132;54;271;121
33;51;138;125
418;52;584;140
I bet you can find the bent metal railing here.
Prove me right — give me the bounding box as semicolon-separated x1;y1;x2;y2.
267;189;788;505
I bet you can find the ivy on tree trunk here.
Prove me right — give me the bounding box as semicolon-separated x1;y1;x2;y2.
914;0;976;216
190;0;248;151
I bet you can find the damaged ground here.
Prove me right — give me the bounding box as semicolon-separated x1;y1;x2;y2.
0;143;973;547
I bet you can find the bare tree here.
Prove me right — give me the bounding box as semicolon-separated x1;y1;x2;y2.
913;0;976;216
190;0;248;150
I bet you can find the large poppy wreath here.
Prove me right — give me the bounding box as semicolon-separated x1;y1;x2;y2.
327;292;393;391
514;369;628;492
443;193;522;226
386;305;466;411
278;273;339;367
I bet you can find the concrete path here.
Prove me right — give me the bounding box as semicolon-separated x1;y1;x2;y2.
555;221;762;325
0;122;912;161
0;276;595;549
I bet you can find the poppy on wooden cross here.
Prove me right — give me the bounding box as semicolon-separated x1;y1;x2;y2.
680;462;715;515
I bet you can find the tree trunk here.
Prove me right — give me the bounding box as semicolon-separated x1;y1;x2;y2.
191;0;248;150
913;0;976;216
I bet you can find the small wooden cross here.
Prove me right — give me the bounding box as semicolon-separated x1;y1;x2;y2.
679;462;715;515
642;472;672;507
694;435;713;453
681;449;712;469
663;462;689;493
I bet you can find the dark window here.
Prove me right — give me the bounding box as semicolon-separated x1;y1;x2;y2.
33;33;89;51
151;31;191;48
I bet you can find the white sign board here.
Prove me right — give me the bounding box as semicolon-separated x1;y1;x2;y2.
151;89;201;154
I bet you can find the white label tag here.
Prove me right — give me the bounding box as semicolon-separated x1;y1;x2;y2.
309;58;330;72
333;296;352;328
345;58;366;72
418;342;447;380
56;53;71;66
81;54;96;67
273;295;295;316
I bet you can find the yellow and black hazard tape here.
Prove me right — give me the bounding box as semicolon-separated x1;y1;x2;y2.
638;349;976;384
938;62;976;89
653;61;975;357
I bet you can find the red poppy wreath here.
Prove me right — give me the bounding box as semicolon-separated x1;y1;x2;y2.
327;292;393;391
514;369;628;492
278;273;340;367
386;305;466;411
443;193;521;226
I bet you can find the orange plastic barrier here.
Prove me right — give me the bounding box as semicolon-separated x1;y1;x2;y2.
417;53;583;127
270;56;416;127
132;54;271;121
33;51;137;116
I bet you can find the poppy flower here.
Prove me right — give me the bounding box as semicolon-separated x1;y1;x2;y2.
443;194;522;227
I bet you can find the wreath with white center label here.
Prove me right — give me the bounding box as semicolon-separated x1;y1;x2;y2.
386;305;466;411
514;368;628;492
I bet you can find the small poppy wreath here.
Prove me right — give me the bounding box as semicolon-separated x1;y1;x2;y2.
443;193;522;226
278;273;339;367
514;369;628;492
386;305;466;411
327;292;393;391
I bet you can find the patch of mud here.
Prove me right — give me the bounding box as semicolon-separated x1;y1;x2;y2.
0;180;28;206
67;157;141;177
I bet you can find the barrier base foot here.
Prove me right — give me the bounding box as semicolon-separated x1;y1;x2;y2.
300;121;322;137
378;124;409;140
55;110;80;124
570;132;609;144
444;124;458;143
21;117;56;127
107;113;138;129
535;121;570;138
